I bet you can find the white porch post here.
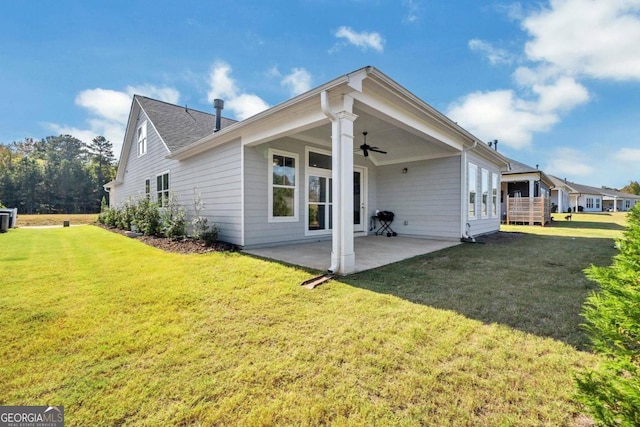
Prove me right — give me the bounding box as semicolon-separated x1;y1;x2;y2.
557;189;563;214
528;179;535;225
330;96;358;275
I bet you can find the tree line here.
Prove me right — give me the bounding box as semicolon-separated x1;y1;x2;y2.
0;135;117;214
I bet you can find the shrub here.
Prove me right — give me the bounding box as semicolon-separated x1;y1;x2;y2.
199;225;219;247
161;192;186;239
114;199;137;230
98;206;118;227
577;204;640;426
132;197;161;236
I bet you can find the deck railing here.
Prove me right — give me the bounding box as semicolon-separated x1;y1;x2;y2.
505;196;551;226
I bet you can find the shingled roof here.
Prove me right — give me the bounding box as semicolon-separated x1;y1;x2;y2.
550;175;640;199
135;95;237;152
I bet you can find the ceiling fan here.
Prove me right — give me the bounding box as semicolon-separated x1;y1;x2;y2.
359;131;387;157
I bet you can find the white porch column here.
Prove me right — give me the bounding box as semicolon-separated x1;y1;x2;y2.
529;179;535;225
329;96;358;275
557;190;563;214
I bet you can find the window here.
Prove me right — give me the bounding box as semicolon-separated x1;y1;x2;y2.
468;163;477;219
269;149;298;221
137;121;147;157
596;198;601;210
586;197;594;209
307;149;332;233
156;172;169;207
491;172;498;217
481;168;489;217
145;178;150;199
625;200;631;210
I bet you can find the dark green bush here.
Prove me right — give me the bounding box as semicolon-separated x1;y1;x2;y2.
577;204;640;426
132;197;161;236
199;226;219;247
161;192;186;239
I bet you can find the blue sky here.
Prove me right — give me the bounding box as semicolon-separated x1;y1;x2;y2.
1;0;639;188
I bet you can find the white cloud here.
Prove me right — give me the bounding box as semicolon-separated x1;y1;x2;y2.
447;89;559;149
281;68;312;96
334;26;384;52
206;61;270;120
531;76;589;113
523;0;640;80
614;147;640;162
544;147;596;177
49;84;180;158
468;39;513;65
403;0;422;23
74;89;131;124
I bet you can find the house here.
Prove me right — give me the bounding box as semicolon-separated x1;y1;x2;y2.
549;176;640;212
500;158;553;225
106;66;509;274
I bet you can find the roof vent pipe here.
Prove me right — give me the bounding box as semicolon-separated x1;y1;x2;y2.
214;99;224;132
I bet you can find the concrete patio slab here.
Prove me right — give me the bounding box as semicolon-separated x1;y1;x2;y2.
244;236;459;273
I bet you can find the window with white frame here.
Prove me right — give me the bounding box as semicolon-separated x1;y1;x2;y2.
307;149;332;233
491;172;498;217
156;172;169;207
468;163;477;219
625;200;631;210
269;149;298;221
137;121;147;157
596;198;601;210
145;178;150;199
481;168;489;217
586;197;594;209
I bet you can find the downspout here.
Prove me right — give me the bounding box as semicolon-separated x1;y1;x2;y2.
321;90;340;273
460;140;478;239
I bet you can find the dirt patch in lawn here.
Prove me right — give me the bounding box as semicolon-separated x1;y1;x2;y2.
97;225;237;254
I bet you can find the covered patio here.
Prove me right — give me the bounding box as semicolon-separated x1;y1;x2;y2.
244;236;460;273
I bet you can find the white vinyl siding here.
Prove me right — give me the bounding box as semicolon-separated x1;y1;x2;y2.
376;156;461;240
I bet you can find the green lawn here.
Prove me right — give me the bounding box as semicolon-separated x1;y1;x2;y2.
0;222;619;426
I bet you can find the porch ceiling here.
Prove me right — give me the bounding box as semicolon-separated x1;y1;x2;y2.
294;104;460;166
244;236;460;274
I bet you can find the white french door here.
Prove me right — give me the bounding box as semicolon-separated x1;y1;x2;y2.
305;148;367;235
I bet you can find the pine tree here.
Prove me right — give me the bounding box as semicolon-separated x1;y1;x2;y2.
577;204;640;426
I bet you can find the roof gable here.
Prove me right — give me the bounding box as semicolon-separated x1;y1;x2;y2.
135;96;237;152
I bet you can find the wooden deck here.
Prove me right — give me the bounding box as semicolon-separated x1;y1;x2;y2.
505;196;551;226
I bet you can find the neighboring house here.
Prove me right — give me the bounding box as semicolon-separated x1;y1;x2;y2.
550;176;640;212
106;66;509;274
500;158;553;225
548;175;572;214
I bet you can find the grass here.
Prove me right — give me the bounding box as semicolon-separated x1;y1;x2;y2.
0;220;622;426
16;213;98;226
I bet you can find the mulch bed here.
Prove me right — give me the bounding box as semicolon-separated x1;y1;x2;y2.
97;225;237;254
